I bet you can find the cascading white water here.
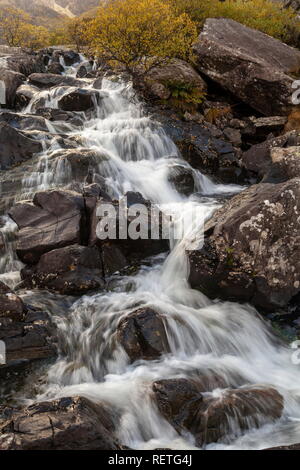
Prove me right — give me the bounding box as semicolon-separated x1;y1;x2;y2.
2;61;300;450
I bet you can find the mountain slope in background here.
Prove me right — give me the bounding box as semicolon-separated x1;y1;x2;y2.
0;0;100;26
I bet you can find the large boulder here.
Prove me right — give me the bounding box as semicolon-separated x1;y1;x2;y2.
57;50;80;67
15;83;41;108
0;282;56;365
0;68;26;108
0;397;121;450
117;307;170;362
0;111;49;132
47;63;64;75
145;58;207;100
242;131;300;180
48;148;110;182
9;190;86;264
20;244;105;295
28;73;82;89
153;379;283;445
187;178;300;310
268;146;300;182
6;51;46;76
0;281;24;322
154;110;249;184
35;107;84;127
0;122;42;170
58;89;102;112
193;18;300;116
89;197;170;261
168;165;195;196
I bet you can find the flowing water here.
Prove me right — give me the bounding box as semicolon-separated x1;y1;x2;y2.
1;59;300;450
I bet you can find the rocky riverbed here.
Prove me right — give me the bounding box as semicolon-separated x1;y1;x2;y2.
0;19;300;450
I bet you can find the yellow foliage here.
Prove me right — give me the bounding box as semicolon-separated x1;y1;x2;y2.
0;6;49;49
170;0;300;45
0;7;30;47
89;0;197;75
19;24;49;50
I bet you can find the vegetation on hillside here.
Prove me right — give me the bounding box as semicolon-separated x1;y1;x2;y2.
0;6;48;48
0;0;300;57
170;0;300;46
88;0;197;76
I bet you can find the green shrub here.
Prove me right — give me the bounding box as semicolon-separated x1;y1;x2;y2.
163;79;206;111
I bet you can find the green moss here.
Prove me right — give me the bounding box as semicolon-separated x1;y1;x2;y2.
162;79;206;112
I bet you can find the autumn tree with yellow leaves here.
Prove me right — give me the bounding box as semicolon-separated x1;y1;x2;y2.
0;6;49;49
89;0;197;76
65;18;91;52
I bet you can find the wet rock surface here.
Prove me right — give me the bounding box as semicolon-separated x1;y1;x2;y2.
193;18;300;116
153;379;284;445
21;244;105;295
145;58;207;100
28;73;84;89
58;88;102;112
242;131;300;180
0;282;56;365
117;307;170;362
0;68;26;109
9;190;86;264
188;178;300;310
0;41;299;450
0;122;42;170
154;109;249;184
0;396;121;450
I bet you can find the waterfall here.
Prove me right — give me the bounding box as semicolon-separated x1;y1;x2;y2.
2;59;300;451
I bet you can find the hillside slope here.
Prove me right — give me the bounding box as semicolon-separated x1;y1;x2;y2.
0;0;100;25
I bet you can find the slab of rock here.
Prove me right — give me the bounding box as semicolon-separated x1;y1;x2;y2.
264;443;300;450
153;379;283;445
60;50;80;66
89;198;169;261
47;63;64;75
193;18;300;116
168;165;195;196
28;73;82;89
101;243;128;276
117;307;170;362
267;146;300;182
35;108;84;127
0;307;56;364
0;122;42;170
49;148;109;182
0;397;121;450
0;68;26;109
145;58;207;100
242;131;300;179
58;88;102;112
155;110;249;184
0;282;56;364
0;281;24;322
187;178;300;310
243;116;288;139
21;244;105;295
15;83;40;108
9;189;86;264
6;52;46;76
0;111;49;132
